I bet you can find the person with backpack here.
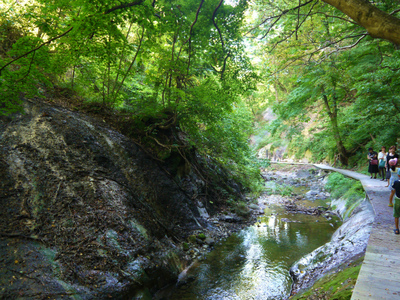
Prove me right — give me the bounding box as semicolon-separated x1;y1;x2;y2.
367;148;379;179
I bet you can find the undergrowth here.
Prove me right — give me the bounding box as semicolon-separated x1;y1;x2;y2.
324;173;365;202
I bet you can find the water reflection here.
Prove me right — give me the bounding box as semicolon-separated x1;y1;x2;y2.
163;204;340;300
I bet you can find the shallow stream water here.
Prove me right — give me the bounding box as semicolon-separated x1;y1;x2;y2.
160;196;340;300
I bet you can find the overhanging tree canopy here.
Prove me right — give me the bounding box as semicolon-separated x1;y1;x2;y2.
248;0;400;165
322;0;400;46
0;0;262;190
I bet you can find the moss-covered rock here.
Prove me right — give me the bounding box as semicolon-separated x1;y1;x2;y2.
188;235;197;243
182;243;190;251
290;256;363;300
197;233;206;240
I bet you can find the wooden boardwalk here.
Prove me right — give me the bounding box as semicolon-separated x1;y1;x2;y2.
314;164;400;299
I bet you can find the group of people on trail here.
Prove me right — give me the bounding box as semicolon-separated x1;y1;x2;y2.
368;146;399;184
368;146;400;234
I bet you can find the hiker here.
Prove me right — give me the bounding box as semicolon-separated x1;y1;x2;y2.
378;146;387;180
388;158;399;207
386;146;399;187
389;175;400;234
367;148;378;179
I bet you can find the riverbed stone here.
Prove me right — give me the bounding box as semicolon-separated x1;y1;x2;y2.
197;206;210;219
219;215;242;223
249;203;260;210
204;237;215;245
196;238;205;245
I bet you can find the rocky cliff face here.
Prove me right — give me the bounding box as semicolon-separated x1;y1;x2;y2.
0;100;242;299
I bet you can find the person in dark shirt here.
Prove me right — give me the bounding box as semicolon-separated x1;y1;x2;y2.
389;179;400;234
367;148;379;179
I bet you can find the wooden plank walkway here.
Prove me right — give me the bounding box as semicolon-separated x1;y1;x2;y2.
313;164;400;299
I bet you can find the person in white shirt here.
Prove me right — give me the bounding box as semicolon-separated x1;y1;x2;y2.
378;146;387;181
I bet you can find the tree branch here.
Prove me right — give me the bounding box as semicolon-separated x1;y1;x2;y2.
212;0;225;48
269;33;367;75
391;8;400;16
104;0;145;14
296;0;301;40
185;0;205;74
15;51;36;83
333;34;367;51
247;0;315;37
322;94;332;116
294;0;320;38
260;15;284;40
308;11;358;25
322;0;400;45
111;20;134;98
0;1;147;77
268;31;296;52
112;26;145;101
220;52;230;80
0;27;73;76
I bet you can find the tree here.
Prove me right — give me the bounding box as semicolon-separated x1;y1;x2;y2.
248;0;400;46
0;0;263;191
322;0;400;46
247;0;400;165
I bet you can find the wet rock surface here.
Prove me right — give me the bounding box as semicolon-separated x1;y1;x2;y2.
262;164;373;297
290;199;374;294
261;165;334;217
0;100;252;299
155;164;340;300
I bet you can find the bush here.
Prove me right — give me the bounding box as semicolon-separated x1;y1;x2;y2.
276;184;293;197
325;172;365;201
229;200;250;217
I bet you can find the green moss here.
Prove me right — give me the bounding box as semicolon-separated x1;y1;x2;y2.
182;242;190;251
188;235;196;243
290;256;364;300
129;220;148;239
197;233;206;240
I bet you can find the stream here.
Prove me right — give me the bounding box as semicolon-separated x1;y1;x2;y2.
156;169;344;300
153;167;374;300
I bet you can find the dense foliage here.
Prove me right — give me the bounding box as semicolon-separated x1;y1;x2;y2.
248;0;400;166
0;0;263;192
2;0;400;190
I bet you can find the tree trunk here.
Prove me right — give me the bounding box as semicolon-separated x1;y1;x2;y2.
322;0;400;46
322;94;348;165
